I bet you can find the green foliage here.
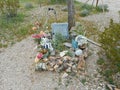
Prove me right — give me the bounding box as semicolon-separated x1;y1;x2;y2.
80;9;90;17
0;13;25;29
52;33;66;51
103;69;114;84
81;78;86;85
99;19;120;63
50;0;66;4
99;19;120;85
0;23;34;48
96;4;108;12
97;58;105;65
0;0;20;17
74;23;85;35
81;4;92;11
24;2;33;9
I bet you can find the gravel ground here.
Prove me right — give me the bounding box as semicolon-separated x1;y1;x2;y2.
0;0;120;90
0;37;87;90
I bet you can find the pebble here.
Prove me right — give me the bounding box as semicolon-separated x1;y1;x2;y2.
75;49;83;56
63;42;72;48
60;51;68;57
62;72;68;78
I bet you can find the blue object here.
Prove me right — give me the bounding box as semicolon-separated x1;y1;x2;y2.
51;23;69;38
72;39;78;49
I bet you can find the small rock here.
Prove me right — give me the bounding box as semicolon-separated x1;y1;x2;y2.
60;51;68;57
62;72;68;78
77;55;85;70
58;59;63;65
75;49;83;56
34;57;40;63
35;63;47;71
49;56;56;61
66;67;72;73
43;58;49;62
73;57;79;62
63;42;72;48
63;63;69;70
49;61;56;67
83;51;88;58
42;63;47;70
50;50;56;56
72;65;77;73
63;56;72;61
54;64;59;70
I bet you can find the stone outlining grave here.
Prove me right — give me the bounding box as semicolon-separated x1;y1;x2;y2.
32;27;89;77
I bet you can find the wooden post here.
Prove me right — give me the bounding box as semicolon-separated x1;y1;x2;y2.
67;0;75;31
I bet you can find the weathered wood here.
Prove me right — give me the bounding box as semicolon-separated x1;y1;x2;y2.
86;38;101;47
67;0;75;30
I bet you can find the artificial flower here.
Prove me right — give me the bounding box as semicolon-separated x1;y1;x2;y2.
37;53;43;59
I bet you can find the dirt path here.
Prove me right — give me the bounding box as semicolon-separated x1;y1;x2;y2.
0;1;120;90
77;0;120;31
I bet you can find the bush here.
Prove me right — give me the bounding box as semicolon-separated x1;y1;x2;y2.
0;0;19;17
80;9;90;17
99;19;120;86
81;4;92;11
96;4;108;12
24;3;33;9
99;19;120;64
50;0;66;4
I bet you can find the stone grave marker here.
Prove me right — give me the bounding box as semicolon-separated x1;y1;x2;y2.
51;23;69;38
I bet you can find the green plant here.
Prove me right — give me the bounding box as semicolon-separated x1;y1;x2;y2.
24;2;33;9
80;9;90;17
0;13;25;29
97;58;105;65
74;24;85;35
0;0;20;17
50;0;66;4
96;4;108;12
81;78;86;85
103;69;114;84
81;4;92;11
99;19;120;86
99;19;120;64
52;33;66;51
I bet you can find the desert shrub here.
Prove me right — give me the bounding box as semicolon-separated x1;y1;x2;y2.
80;9;90;17
50;0;66;4
0;13;25;29
0;0;19;17
99;19;120;64
96;4;108;12
24;2;33;9
99;19;120;86
81;4;92;11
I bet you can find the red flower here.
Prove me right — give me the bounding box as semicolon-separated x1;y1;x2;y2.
37;53;43;59
32;34;43;39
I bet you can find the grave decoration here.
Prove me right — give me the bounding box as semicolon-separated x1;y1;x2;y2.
32;22;89;76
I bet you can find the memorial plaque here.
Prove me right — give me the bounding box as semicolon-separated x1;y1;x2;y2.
51;23;69;38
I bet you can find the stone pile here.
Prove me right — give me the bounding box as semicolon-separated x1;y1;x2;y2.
35;51;88;73
32;30;89;75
